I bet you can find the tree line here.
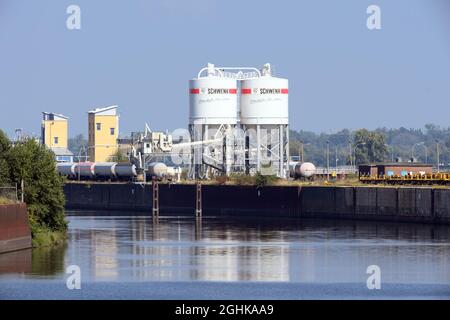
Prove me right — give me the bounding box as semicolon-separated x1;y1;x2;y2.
289;124;450;167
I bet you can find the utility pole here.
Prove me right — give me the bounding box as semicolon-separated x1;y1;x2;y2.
335;146;338;171
300;142;304;163
299;141;309;163
20;179;24;203
326;140;330;181
348;139;353;167
436;139;440;172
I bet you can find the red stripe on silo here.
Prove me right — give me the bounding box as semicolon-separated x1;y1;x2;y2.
241;88;252;94
281;89;289;94
190;88;200;94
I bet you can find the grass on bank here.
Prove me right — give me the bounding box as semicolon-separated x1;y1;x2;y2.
0;196;17;205
173;174;449;188
31;224;66;248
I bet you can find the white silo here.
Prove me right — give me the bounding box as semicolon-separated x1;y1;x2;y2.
240;64;289;177
189;63;238;178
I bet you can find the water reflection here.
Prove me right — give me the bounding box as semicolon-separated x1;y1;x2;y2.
31;244;67;276
0;249;31;275
0;243;67;277
1;215;450;285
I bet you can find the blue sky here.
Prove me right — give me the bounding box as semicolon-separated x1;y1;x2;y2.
0;0;449;138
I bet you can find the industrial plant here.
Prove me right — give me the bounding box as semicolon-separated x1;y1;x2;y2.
41;62;443;185
45;63;316;182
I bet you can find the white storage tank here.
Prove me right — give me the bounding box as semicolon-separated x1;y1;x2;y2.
189;63;239;179
189;75;238;125
147;162;168;178
240;76;288;125
240;64;289;178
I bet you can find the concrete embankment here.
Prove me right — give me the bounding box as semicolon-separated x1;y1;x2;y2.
64;183;450;224
0;204;32;254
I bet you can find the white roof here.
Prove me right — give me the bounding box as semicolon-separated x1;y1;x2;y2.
50;147;74;156
88;105;118;115
42;112;68;120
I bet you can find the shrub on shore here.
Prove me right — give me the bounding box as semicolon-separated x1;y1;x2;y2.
0;130;67;246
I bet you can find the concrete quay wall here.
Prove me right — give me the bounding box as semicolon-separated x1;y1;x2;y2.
0;203;32;254
64;183;450;224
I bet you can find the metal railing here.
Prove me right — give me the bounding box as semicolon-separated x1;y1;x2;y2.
0;184;19;203
315;166;358;175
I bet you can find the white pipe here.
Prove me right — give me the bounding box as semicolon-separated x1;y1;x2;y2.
197;67;261;79
172;137;223;148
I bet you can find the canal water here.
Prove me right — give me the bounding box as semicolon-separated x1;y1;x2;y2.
1;212;450;299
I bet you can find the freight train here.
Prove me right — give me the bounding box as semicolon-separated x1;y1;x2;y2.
289;162;317;179
359;172;450;185
57;162;177;181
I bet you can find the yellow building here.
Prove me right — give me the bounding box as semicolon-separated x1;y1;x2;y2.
42;112;68;148
41;112;74;162
88;105;119;162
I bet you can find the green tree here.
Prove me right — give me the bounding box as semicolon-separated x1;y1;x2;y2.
0;130;11;184
110;149;128;162
6;136;67;232
353;129;388;164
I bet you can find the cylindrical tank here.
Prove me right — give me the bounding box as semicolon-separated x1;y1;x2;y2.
147;162;168;178
74;162;95;178
240;76;288;125
114;163;137;177
57;163;76;177
94;162;117;178
189;76;238;125
295;162;316;178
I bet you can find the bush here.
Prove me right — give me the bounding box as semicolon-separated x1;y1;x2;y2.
255;172;279;187
109;149;128;162
0;130;67;236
